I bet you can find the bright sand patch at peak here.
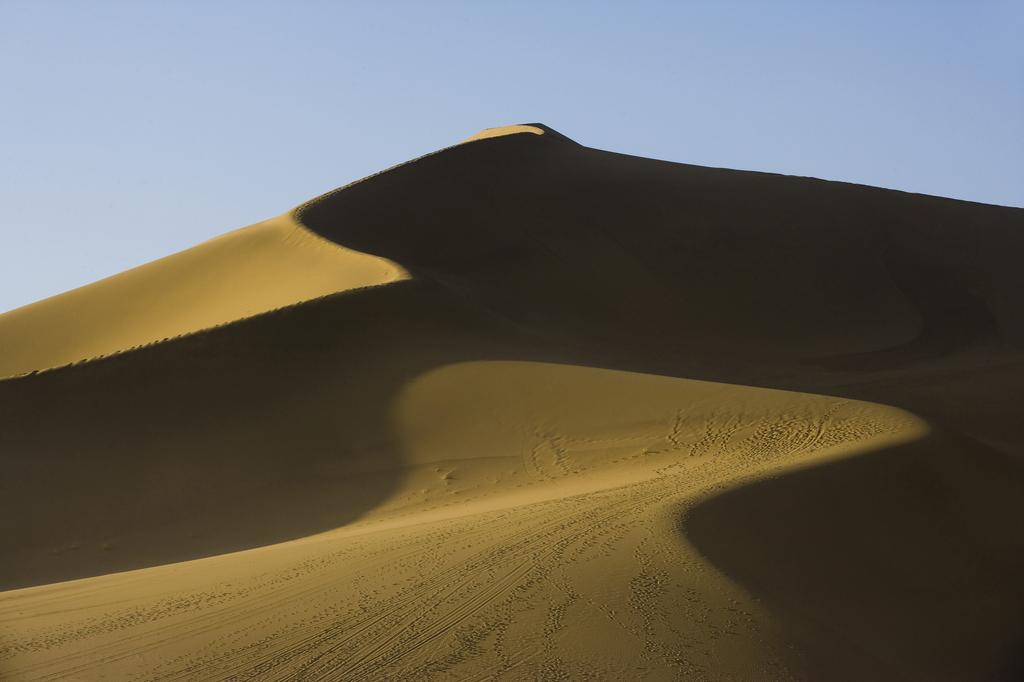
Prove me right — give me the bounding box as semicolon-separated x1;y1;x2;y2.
460;124;545;144
0;212;406;378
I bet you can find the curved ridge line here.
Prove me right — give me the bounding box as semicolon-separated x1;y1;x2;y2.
292;125;552;223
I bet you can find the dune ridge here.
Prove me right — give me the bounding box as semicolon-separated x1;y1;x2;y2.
0;213;406;379
460;124;546;143
1;124;1023;681
296;122;1024;361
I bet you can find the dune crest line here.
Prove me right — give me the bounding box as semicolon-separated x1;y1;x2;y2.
0;213;406;379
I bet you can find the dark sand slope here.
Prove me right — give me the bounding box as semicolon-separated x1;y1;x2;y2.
0;280;520;589
297;124;1024;361
1;125;1023;681
687;431;1024;681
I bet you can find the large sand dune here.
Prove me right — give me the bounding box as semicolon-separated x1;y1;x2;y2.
2;125;1023;680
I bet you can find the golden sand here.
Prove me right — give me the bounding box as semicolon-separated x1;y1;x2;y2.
0;213;405;379
460;124;545;143
0;360;927;680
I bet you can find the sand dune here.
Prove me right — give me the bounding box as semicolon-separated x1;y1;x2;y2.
0;213;405;379
2;125;1023;681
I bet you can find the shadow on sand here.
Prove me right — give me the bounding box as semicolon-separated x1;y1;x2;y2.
684;428;1024;681
0;279;527;591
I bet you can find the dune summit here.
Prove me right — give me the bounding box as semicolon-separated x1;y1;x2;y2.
1;125;1023;681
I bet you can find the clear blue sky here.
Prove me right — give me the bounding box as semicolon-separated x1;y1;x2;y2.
2;1;1021;314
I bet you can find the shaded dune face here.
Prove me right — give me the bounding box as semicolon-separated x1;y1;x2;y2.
685;431;1024;682
296;125;1024;361
0;281;519;589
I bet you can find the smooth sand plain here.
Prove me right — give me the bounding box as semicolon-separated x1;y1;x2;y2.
2;125;1023;681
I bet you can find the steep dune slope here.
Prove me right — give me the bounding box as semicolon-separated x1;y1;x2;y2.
0;213;405;378
2;125;1023;681
297;124;1024;360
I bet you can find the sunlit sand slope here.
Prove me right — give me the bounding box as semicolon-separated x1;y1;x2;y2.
2;125;1023;681
0;213;406;378
2;357;933;681
2;285;1021;681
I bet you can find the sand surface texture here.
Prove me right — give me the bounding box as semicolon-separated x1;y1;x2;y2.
2;125;1023;681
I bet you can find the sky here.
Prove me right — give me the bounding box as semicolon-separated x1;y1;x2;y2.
1;1;1022;315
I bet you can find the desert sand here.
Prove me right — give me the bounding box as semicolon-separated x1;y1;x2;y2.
1;125;1022;681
